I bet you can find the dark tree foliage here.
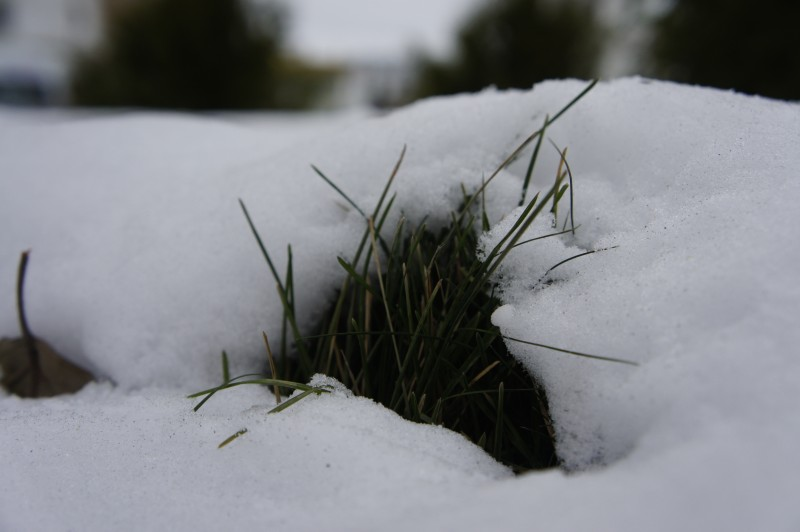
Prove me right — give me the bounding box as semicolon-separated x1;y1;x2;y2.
71;0;283;109
650;0;800;101
411;0;602;99
0;1;10;34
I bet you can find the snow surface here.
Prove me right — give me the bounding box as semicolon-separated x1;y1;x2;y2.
2;78;800;531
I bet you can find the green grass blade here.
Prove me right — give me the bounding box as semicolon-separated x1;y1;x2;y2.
337;256;378;296
312;164;368;220
519;115;549;206
539;246;619;281
548;139;577;233
501;335;638;366
239;200;310;364
511;226;581;249
191;389;219;412
465;79;597;212
189;377;326;401
282;245;295;373
493;382;505;457
221;351;230;384
268;388;324;414
370;146;406;220
239;199;283;289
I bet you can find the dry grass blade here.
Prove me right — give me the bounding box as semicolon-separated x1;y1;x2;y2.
0;250;93;398
218;428;248;449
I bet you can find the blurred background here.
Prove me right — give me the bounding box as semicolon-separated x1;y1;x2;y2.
0;0;797;110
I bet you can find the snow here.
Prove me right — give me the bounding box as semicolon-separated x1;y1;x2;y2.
2;78;800;531
0;380;508;530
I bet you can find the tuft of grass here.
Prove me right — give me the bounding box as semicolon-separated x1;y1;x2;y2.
194;80;635;467
190;347;335;447
266;175;566;470
188;370;333;414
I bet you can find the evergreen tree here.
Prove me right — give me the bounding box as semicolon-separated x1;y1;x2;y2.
71;0;284;109
412;0;602;99
650;0;800;101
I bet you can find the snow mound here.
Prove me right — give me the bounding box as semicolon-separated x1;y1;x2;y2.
0;381;508;530
479;79;800;471
2;78;800;531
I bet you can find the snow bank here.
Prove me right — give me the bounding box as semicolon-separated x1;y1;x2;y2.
481;79;800;471
2;78;799;531
0;109;367;386
0;380;508;530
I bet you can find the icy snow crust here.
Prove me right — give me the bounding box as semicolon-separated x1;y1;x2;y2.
2;79;800;530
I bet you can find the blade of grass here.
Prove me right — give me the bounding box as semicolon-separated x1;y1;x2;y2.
368;217;409;410
263;332;282;405
493;382;505;457
549;139;576;234
469;360;500;387
282;245;294;373
269;388;322;414
337;257;378;296
539;246;620;281
512;226;581;249
218;428;247;449
189;377;328;405
312;165;368;220
519;115;549;206
501;335;638;366
221;351;230;384
371;146;406;220
466;79;597;212
239;200;310;365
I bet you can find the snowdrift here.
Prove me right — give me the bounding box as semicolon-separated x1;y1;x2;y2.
1;78;799;531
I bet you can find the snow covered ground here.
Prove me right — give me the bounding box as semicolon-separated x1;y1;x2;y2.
1;78;799;531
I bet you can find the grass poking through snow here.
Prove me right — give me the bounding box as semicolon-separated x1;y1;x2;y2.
192;80;635;470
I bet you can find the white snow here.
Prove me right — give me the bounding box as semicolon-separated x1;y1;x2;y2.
2;78;800;531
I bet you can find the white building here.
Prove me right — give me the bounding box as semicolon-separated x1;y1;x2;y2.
0;0;101;105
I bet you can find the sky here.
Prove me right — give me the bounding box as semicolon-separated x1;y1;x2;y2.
271;0;647;76
1;0;646;80
278;0;484;62
3;0;482;64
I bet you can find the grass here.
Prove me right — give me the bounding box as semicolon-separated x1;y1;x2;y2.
270;178;562;470
192;80;635;470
